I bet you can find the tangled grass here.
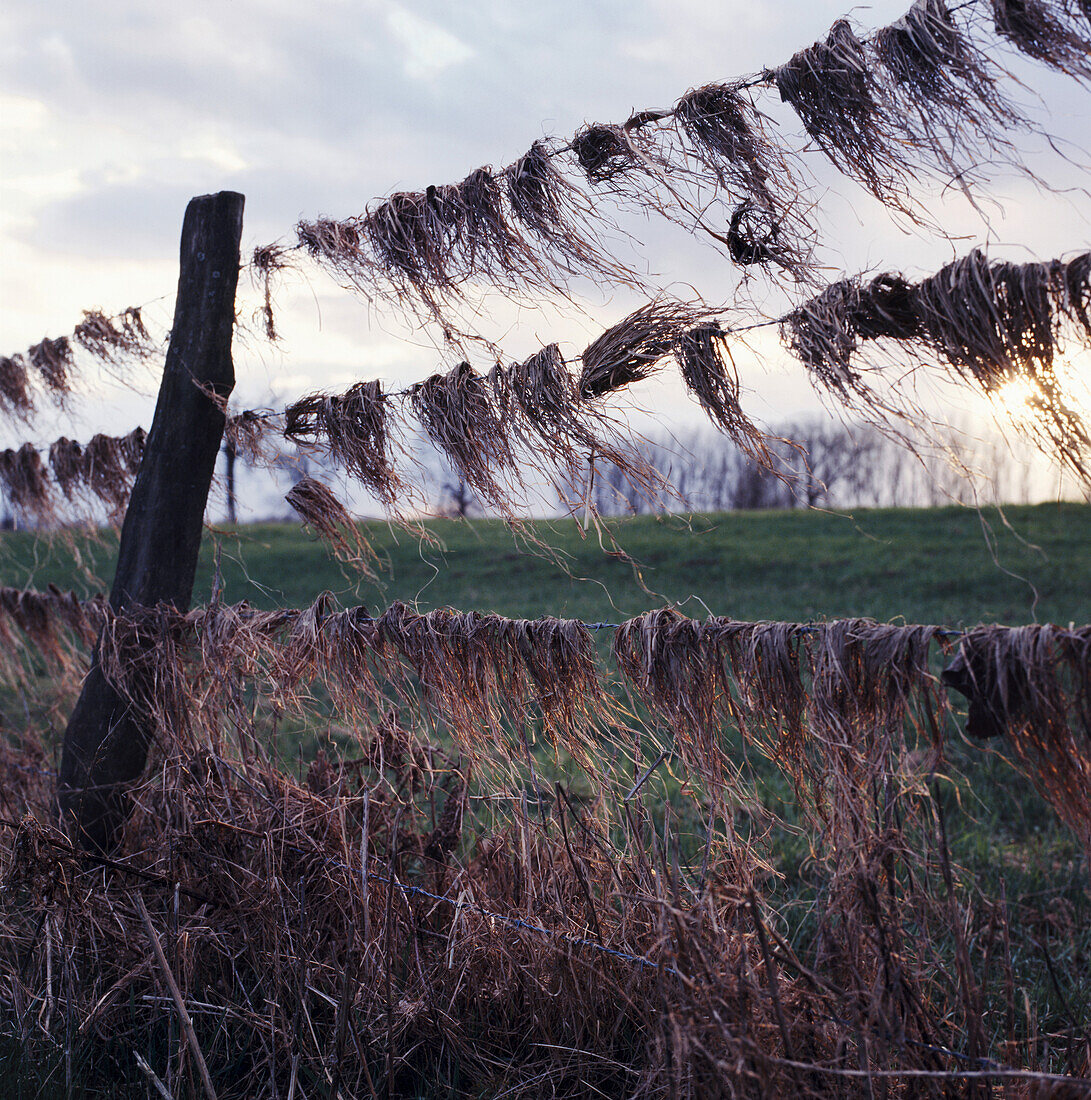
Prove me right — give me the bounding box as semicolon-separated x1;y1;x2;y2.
1;589;1090;1095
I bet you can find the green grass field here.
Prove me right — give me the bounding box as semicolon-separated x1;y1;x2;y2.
3;501;1089;626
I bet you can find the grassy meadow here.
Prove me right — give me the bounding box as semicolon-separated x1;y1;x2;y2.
3;500;1089;626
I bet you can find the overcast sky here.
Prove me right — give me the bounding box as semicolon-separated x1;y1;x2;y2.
3;0;1090;508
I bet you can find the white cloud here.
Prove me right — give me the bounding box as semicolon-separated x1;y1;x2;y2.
384;6;475;80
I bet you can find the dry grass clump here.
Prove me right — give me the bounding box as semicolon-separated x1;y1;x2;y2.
874;0;1025;165
42;430;146;515
0;584;104;684
72;307;154;365
914;250;1055;389
409;361;515;508
297;166;558;326
250;244;293;341
943;624;1091;840
492;343;586;475
782;273;920;398
570;124;645;185
724;200;783;267
284;476;375;573
0;355;33;418
1;721;836;1099
916;251;1091;471
5;600;1091;1094
579;300;719;400
489;344;676;516
456;167;540;282
775;19;918;209
782;250;1091;475
674;83;776;207
675;321;776;462
223;409;273;465
370;602;608;766
47;438;84;499
1059;251;1091;337
503;140;637;286
83;432;137;513
672;87;814;277
284;380;404;507
991;0;1091;81
0;443;52;521
26;336;73;401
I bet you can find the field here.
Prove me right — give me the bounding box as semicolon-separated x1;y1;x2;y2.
2;503;1090;1096
4;501;1089;625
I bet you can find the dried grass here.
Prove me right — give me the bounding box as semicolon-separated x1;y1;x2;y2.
250;244;293;341
674;83;777;206
874;0;1026;167
284;476;376;573
991;0;1091;81
298;166;556;325
224;409;274;465
775;19;919;209
570;124;644;185
72;307;155;365
47;438;84;499
503;140;638;285
0;584;104;683
408;361;515;508
4;599;1091;1094
783;251;1091;476
26;336;73;401
83;433;135;513
284;381;404;507
579;300;718;400
675;321;776;463
0;354;33;418
0;443;52;520
944;625;1091;839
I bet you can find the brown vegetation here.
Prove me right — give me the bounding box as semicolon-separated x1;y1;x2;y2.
2;590;1090;1094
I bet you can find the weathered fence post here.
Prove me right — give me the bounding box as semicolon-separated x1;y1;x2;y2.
58;190;244;855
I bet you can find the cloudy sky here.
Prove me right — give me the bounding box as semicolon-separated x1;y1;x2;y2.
3;0;1091;512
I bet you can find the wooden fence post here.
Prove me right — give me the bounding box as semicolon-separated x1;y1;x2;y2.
58;191;245;855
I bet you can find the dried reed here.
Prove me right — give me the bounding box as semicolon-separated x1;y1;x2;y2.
674;322;776;464
674;83;777;206
0;354;33;417
83;433;135;512
5;595;1090;1094
250;244;293;341
285;381;403;507
503;140;637;285
579;300;717;400
0;443;52;519
783;251;1091;475
874;0;1025;162
26;336;73;400
0;584;105;681
47;438;84;499
991;0;1091;81
408;361;515;507
224;409;273;465
72;307;154;365
914;250;1055;388
285;476;375;572
570;124;644;185
944;625;1091;838
298;166;549;324
775;19;918;208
